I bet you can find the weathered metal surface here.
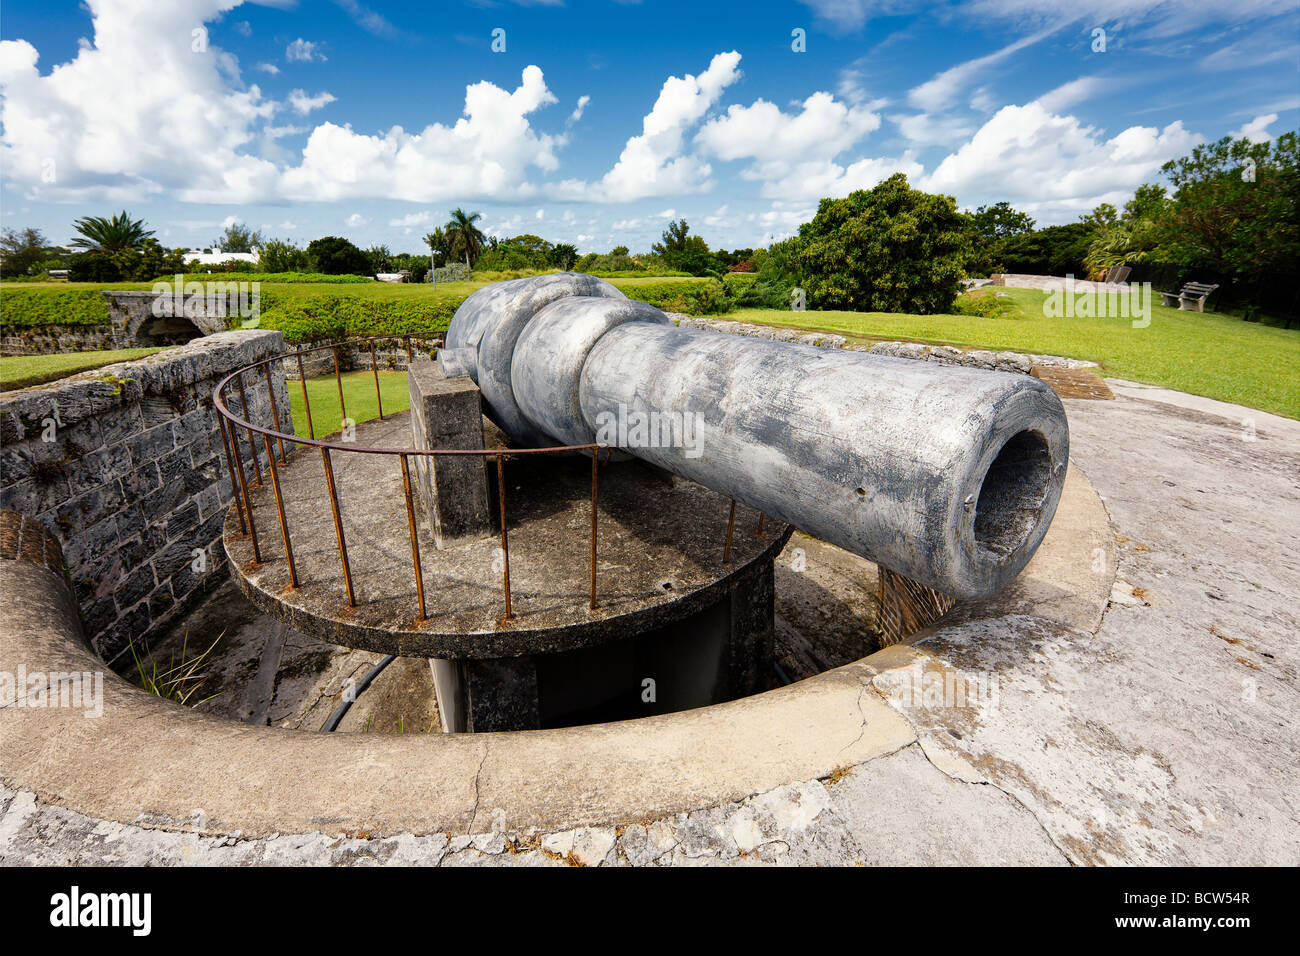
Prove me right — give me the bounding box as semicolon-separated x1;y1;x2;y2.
444;272;1071;598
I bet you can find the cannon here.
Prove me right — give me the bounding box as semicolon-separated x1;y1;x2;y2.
438;273;1069;599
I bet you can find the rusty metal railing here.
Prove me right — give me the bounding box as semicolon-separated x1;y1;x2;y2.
213;333;620;625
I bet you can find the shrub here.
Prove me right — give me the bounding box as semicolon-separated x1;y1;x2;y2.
307;236;371;276
796;173;971;314
955;291;1017;319
67;251;123;282
0;288;111;327
257;293;461;344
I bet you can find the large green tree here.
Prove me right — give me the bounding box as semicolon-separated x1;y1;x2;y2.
796;174;971;313
1154;131;1299;282
306;235;371;275
70;210;154;252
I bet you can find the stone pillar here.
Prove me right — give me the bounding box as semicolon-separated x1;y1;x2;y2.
407;359;493;549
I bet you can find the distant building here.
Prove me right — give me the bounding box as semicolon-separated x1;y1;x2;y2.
185;247;260;266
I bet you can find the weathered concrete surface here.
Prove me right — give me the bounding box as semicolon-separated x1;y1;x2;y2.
3;382;1296;865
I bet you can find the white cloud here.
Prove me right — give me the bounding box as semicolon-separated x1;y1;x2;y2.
1230;113;1279;142
564;51;742;202
1032;76;1111;113
286;38;325;63
287;88;337;115
388;211;434;227
280;65;562;201
346;212;369;227
891;111;975;146
0;1;280;203
695;90;914;200
922;102;1201;217
256;62;280;75
234;20;251;37
568;94;590;124
335;0;397;37
908;22;1065;112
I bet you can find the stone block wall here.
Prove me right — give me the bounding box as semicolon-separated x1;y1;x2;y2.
0;331;292;665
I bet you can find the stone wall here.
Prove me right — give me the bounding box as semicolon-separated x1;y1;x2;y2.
0;330;291;665
1;326;117;356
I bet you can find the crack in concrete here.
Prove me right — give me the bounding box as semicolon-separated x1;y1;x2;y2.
465;744;490;834
866;678;1075;866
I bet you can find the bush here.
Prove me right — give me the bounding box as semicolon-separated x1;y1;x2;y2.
257;293;461;344
168;272;373;284
258;239;312;273
307;236;371;276
433;262;471;283
185;258;258;273
993;223;1095;276
796;173;971;313
618;278;741;315
955;291;1017;319
0;288;111;327
67;251;124;282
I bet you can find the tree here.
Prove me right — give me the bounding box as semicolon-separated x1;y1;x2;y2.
549;242;578;271
994;223;1094;276
652;219;718;275
610;245;629;257
445;208;485;267
365;244;393;274
258;239;311;272
306;236;371;276
0;227;48;276
795;173;972;313
213;221;263;252
70;210;154;252
1079;203;1119;231
967;202;1036;243
1154;131;1299;283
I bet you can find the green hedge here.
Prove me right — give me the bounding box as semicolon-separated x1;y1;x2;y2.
166;272;374;284
256;293;462;344
0;288;111;327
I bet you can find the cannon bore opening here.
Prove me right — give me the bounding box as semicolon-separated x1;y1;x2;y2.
973;429;1052;560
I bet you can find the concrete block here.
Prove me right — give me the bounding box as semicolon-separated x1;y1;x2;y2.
407;359;492;549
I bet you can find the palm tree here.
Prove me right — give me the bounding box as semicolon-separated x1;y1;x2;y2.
69;210;155;252
445;208;485;267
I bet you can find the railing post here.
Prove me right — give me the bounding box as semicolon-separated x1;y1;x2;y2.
497;453;513;623
262;433;298;588
399;454;427;621
320;446;355;607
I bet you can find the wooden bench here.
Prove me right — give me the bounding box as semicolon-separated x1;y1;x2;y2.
1159;281;1218;312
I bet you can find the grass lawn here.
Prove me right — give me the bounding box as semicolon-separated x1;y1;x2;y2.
0;348;163;391
286;369;410;441
734;288;1300;419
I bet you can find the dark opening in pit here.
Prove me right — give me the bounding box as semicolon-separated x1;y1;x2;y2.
973;430;1052;559
140;315;205;347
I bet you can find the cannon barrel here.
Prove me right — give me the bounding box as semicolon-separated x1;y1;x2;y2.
439;273;1069;598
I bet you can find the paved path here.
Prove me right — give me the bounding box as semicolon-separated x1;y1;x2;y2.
2;383;1296;865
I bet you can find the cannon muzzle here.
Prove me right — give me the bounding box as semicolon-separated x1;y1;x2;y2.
440;273;1069;598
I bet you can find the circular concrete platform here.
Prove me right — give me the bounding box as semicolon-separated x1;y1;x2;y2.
223;413;791;658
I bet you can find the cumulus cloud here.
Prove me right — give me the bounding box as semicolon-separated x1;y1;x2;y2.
568;94;590;125
279;65;562;201
1230;113;1279;142
558;51;742;201
922;101;1201;217
0;0;279;203
256;62;280;75
695;91;910;200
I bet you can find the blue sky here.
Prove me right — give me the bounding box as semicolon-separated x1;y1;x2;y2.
2;0;1297;255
